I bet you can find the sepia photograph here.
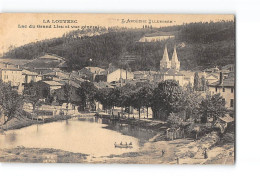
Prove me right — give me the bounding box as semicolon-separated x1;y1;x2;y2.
0;14;235;164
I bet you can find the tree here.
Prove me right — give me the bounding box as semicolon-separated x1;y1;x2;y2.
201;75;208;91
4;21;235;71
132;88;143;119
95;88;113;113
63;83;72;104
0;81;23;126
119;84;136;118
23;81;42;112
78;81;98;111
107;87;121;116
183;86;202;121
193;72;201;91
136;83;154;119
151;80;185;120
198;93;227;123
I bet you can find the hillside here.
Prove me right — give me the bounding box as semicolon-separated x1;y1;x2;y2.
3;21;235;71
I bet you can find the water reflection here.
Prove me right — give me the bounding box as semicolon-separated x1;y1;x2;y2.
0;115;155;157
5;133;17;144
81;116;156;146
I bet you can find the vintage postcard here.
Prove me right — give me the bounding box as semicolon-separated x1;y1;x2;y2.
0;14;235;164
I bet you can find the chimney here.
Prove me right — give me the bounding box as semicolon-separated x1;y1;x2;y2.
17;65;20;69
219;72;223;85
5;63;8;68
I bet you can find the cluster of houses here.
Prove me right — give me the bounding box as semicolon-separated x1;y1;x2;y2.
0;44;235;117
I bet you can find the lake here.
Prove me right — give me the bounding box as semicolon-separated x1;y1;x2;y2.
0;116;155;157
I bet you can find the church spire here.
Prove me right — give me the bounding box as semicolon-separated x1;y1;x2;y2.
160;45;171;70
171;45;180;72
162;45;170;62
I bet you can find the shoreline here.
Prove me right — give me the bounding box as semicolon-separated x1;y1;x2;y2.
0;147;89;163
95;112;169;133
0;133;234;164
0;114;75;132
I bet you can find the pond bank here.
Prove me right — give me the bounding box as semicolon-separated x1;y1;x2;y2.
96;112;169;132
0;147;88;163
0;132;234;164
0;114;74;131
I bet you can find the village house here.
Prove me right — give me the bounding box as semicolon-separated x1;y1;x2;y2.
53;81;82;105
222;64;235;72
208;72;235;111
22;69;42;84
179;71;195;86
36;80;64;98
106;69;134;83
0;63;24;94
204;66;220;73
205;73;219;84
78;66;106;81
42;70;70;81
41;69;84;84
154;69;185;86
93;63;134;83
133;71;147;80
133;71;155;81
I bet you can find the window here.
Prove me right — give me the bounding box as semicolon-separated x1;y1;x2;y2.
215;87;217;92
230;99;234;108
223;88;225;92
231;88;234;93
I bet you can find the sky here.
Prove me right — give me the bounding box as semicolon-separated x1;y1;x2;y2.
0;13;234;55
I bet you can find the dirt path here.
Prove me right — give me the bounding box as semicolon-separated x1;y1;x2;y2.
93;132;234;164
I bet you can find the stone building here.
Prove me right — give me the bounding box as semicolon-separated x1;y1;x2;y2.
208;72;235;110
0;63;24;94
155;45;184;85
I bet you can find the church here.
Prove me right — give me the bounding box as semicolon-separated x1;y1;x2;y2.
154;45;185;86
160;44;180;71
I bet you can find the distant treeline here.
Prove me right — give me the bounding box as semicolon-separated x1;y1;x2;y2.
3;21;235;71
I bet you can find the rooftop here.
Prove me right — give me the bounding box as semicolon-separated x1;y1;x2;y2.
0;63;22;71
43;71;70;79
22;69;38;76
42;81;64;86
79;67;106;74
209;76;234;87
157;68;184;76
